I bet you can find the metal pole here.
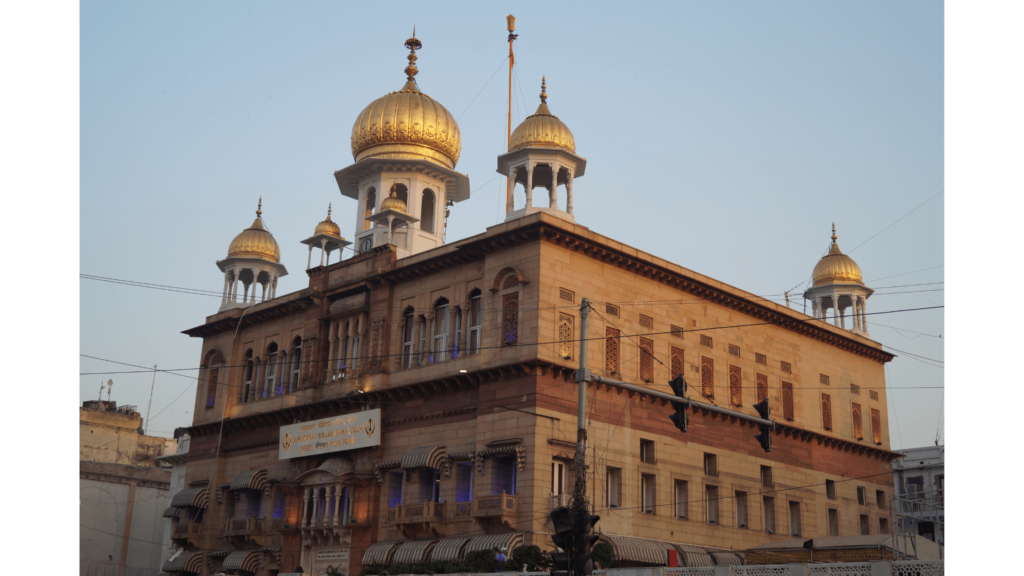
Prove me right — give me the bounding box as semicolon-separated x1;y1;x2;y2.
505;15;517;214
144;364;157;435
574;298;590;503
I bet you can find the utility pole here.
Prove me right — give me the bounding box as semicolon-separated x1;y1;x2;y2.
505;15;518;214
144;364;157;435
574;298;590;503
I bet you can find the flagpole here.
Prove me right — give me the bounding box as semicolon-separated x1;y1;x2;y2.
506;15;518;214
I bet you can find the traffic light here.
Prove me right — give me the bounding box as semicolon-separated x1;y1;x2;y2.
549;507;573;576
574;508;601;576
753;400;772;453
549;506;601;576
668;376;688;432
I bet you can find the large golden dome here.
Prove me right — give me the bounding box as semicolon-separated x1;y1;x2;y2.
509;78;576;153
314;204;342;238
812;224;863;286
350;34;461;169
227;200;281;263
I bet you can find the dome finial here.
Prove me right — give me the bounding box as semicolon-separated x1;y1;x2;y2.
327;203;332;220
540;76;547;104
257;197;263;217
403;30;422;86
831;222;837;242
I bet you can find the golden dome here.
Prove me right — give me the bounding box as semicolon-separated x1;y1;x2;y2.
509;77;576;153
314;204;342;238
379;184;409;213
227;199;281;262
350;33;461;169
812;224;863;286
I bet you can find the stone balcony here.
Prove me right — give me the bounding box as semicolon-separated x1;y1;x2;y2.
222;517;266;546
385;501;447;538
171;521;203;547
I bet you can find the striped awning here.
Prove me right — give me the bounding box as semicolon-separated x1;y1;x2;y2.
170;487;208;509
391;539;439;564
162;551;204;573
222;550;262;573
361;541;401;566
401;446;446;470
675;544;714;567
428;536;472;562
599;534;675;565
710;552;744;566
373;460;402;485
162;506;181;519
207;550;231;558
463;532;523;556
230;469;268;491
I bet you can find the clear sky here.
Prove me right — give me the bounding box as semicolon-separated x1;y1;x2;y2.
80;1;943;449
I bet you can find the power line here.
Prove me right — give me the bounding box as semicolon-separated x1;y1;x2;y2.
80;306;944;376
865;265;943;283
847;190;943;254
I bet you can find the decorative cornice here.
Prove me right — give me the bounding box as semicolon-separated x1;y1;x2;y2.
182;296;315;339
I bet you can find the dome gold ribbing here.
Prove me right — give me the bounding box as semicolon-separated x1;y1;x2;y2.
227;198;281;262
508;77;576;153
811;223;863;286
314;204;342;238
350;32;462;169
379;184;410;213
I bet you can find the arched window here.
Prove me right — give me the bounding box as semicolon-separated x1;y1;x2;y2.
264;343;278;400
468;289;482;354
204;351;223;409
363;187;376;231
289;337;301;393
432;298;450;363
453;305;463;359
242;350;254;403
402;308;415;369
502;293;519;345
421;189;436;234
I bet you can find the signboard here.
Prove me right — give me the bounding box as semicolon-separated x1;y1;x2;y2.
316;549;350;562
279;409;381;459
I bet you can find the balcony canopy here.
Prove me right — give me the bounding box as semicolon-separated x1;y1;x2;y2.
229;469;268;492
222;550;262;572
170;488;208;509
392;539;440;564
400;445;447;471
162;551;203;573
463;532;523;556
427;536;472;562
361;541;401;566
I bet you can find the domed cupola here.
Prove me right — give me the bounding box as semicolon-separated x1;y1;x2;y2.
300;204;352;271
803;224;874;336
497;78;587;224
334;32;471;260
216;199;289;312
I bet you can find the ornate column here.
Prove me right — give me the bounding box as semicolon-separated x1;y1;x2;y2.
277;349;287;395
355;313;367;374
424;312;435;363
301;488;311;527
272;276;278;299
310;488;320;526
416;316;425;366
460;300;470;355
232;268;240;302
566;169;574;215
332;485;343;525
447;305;456;360
346;318;357;375
507;167;516;212
525;163;534;208
222;273;230;303
549;163;559;208
326;321;337;382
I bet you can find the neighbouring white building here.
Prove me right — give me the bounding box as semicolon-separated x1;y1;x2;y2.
892;444;944;546
156;429;192;568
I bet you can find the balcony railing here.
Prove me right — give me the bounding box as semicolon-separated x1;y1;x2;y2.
172;521;203;539
474;492;518;517
550;494;568;509
385;501;446;524
224;517;264;535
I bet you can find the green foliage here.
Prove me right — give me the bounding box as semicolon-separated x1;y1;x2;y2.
463;549;498;573
592;543;616;569
358;549;500;576
510;545;549;572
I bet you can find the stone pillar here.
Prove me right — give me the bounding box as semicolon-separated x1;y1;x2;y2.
355;313;367;374
300;489;310;526
277;350;287;395
460;301;470;356
416;316;425;366
507;168;516;212
566;170;574;215
833;296;841;328
525;163;534;208
261;279;268;302
326;321;337;382
231;269;240;302
310;488;320;525
222;273;230;303
272;276;278;299
332;485;343;525
549;163;559;208
346;319;357;375
424;312;435;363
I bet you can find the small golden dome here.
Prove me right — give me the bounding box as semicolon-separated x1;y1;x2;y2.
509;77;576;153
227;199;281;262
812;224;863;286
314;204;342;237
379;184;409;213
350;33;461;169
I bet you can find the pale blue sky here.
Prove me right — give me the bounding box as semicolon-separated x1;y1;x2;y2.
80;1;943;448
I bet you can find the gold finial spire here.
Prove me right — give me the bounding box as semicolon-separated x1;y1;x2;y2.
540;76;547;104
257;197;263;217
326;203;332;220
403;29;422;87
831;222;837;242
390;183;398;197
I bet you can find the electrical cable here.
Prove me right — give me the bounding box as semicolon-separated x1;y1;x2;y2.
847;190;943;254
456;56;510;122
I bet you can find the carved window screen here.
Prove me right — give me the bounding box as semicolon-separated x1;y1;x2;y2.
781;361;792;374
820;374;830;386
852;403;863;439
871;408;882;444
729;365;742;406
821;393;832;431
639;338;654;382
869;390;879;401
559;288;575;303
701;356;714;398
502;293;519;345
671;325;684;339
756;373;768;404
756;353;767;365
782;382;794;420
502;274;520;289
728;344;740;357
558;314;573;360
639;315;653;329
670;347;685;380
206;368;219;409
850;383;860;395
605;303;620;317
605;327;620;375
700;335;713;348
